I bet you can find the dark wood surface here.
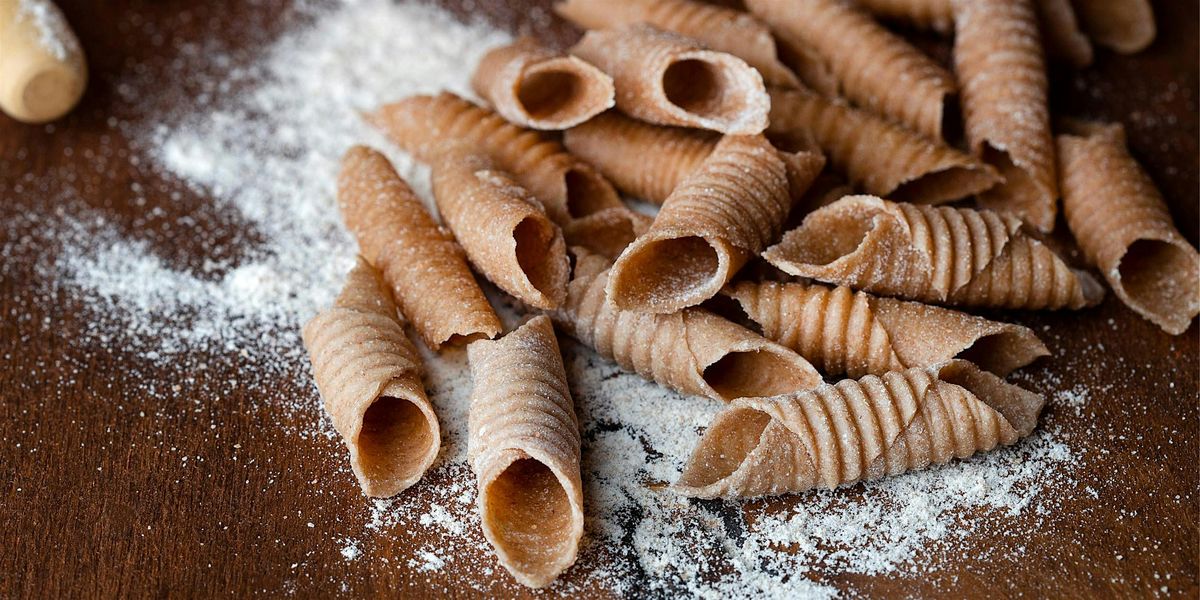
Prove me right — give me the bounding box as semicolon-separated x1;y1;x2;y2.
1;1;1196;598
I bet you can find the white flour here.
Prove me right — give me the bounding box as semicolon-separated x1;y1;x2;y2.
17;0;80;61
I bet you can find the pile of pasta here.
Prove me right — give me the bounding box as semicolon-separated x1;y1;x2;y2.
301;0;1198;588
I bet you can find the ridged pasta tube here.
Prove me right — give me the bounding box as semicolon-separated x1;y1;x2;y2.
302;258;440;498
854;0;954;32
467;316;583;588
674;360;1045;498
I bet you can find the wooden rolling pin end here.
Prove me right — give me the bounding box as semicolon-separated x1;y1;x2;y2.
0;0;88;124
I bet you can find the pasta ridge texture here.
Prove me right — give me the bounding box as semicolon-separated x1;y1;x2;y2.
674;360;1045;498
724;280;1049;378
853;0;954;33
302;258;440;498
553;250;822;401
763;195;1104;310
338;145;501;349
467;316;583;588
1058;122;1200;335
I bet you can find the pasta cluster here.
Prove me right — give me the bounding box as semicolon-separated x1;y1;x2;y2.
300;0;1192;589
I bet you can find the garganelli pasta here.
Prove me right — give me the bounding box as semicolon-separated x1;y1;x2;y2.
467;316;583;588
722;280;1049;378
554;0;800;88
552;249;823;401
366;92;622;226
338;145;501;349
1072;0;1155;54
1036;0;1093;68
768;88;1000;205
607;135;820;313
674;360;1045;498
1058;122;1200;335
562;206;653;261
570;24;770;135
746;0;957;139
302;258;440;498
430;147;569;309
470;36;615;130
953;0;1058;233
853;0;955;33
763;195;1105;310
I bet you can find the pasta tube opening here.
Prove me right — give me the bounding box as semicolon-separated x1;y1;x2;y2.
564;166;620;219
481;455;579;588
1117;238;1200;327
518;68;584;120
702;349;817;400
932;360;1043;436
513;215;568;301
771;208;876;268
663;59;731;119
356;390;440;493
674;408;773;490
609;235;724;311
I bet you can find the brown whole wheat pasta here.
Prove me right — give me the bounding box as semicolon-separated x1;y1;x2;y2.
552;249;822;401
953;0;1058;233
1058;121;1199;335
768;88;1000;205
467;316;583;588
1073;0;1155;54
470;37;614;130
747;0;957;139
562;205;653;261
763;195;1105;310
554;0;799;88
570;24;770;135
673;360;1045;498
338;145;501;349
302;258;440;498
854;0;955;33
722;280;1049;378
430;147;569;309
1037;0;1093;67
366;92;622;225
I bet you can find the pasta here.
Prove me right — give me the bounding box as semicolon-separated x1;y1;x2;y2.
674;360;1045;498
768;88;1000;205
366;92;623;226
562;206;653;261
302;258;440;498
552;249;822;401
470;36;614;130
853;0;955;33
607;135;821;313
337;145;501;349
570;24;770;135
467;316;583;588
762;195;1105;310
430;147;569;309
1058;121;1199;335
1037;0;1093;68
722;280;1049;378
953;0;1058;233
1072;0;1155;54
746;0;957;139
554;0;800;88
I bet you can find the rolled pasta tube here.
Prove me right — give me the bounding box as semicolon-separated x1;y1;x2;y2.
553;0;800;89
430;148;569;309
1072;0;1154;54
723;280;1049;378
607;135;821;313
674;360;1045;499
0;0;87;123
553;249;823;401
953;0;1058;233
746;0;957;140
768;88;1000;205
302;258;440;498
338;145;501;349
763;195;1105;310
853;0;954;33
1037;0;1093;68
570;24;769;135
561;205;652;261
470;37;614;130
467;315;583;589
1058;122;1200;335
366;92;623;225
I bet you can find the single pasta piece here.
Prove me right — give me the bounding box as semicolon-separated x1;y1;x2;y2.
365;92;623;225
467;316;583;588
953;0;1058;233
552;249;823;401
773;33;841;98
470;37;614;130
768;88;1000;205
554;0;799;88
746;0;957;139
1072;0;1155;54
338;145;501;349
562;205;653;261
762;195;1105;310
302;258;440;498
1037;0;1093;68
1058;122;1199;335
674;360;1045;498
607;135;821;313
853;0;955;33
430;147;569;309
722;280;1049;378
570;24;769;135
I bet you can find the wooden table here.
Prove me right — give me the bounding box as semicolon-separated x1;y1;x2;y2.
1;1;1196;597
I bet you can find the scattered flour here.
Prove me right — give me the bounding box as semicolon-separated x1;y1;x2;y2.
17;0;80;61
